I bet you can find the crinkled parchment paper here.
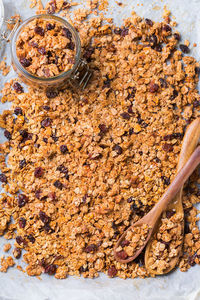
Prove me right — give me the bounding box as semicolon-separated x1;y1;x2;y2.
0;0;200;299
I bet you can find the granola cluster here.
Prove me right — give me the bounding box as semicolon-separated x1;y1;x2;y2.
116;224;150;258
0;3;200;279
16;18;76;77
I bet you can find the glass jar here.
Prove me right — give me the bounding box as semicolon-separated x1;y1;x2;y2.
11;14;92;90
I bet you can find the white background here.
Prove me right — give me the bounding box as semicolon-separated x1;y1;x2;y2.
0;0;200;299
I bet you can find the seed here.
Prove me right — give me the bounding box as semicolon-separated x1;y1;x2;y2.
145;18;153;26
20;57;31;68
39;211;50;224
44;264;57;275
84;244;97;253
18;194;28;207
46;23;55;30
113;144;123;155
14;107;23;115
180;44;190;54
0;174;7;183
13;247;21;259
46;89;58;99
34;167;44;178
120;112;130;120
34;26;45;36
41;117;52;127
107;266;117;277
54;180;63;189
19;159;26;169
19;217;26;228
162;143;173;152
116;250;128;260
62;27;72;39
4;130;11;140
13;82;24;94
149;82;159;93
60;145;69;154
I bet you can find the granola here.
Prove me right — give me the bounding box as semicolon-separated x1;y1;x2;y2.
16;18;76;77
0;4;199;280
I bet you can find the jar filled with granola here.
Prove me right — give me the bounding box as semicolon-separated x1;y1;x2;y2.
11;14;92;90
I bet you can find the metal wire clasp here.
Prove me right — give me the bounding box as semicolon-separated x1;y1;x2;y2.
0;16;21;42
70;58;92;89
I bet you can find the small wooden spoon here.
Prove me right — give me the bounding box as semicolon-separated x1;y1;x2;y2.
114;134;200;264
145;118;200;274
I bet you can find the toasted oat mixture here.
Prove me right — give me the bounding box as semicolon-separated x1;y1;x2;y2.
116;224;150;258
147;211;183;274
16;18;76;77
0;2;200;279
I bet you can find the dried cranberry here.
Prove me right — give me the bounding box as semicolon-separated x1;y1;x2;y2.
166;210;176;218
195;67;200;75
188;254;196;266
84;244;97;253
116;250;128;260
48;0;57;14
20;129;28;139
162;143;173;152
114;27;122;35
57;164;68;174
180;44;190;54
16;236;25;245
34;26;45;36
193;100;200;108
170;89;178;100
62;27;72;39
27;234;35;243
83;46;95;60
54;180;63;189
38;47;46;55
60;145;69;154
113;144;123;155
43;138;48;143
67;41;75;50
43;105;50;111
13;247;21;259
48;192;56;201
154;44;162;52
121;112;130;120
46;89;58;99
46;23;55;30
159;78;168;88
155;157;161;163
162;24;171;32
0;174;7;183
103;78;111;88
174;33;180;40
79;265;88;273
121;28;129;37
43;223;54;233
121;240;130;247
149;82;159;93
107;266;117;277
35;189;41;199
18;194;28;207
44;264;57;275
19;159;26;169
145;18;153;26
13;82;24;94
20;57;31;68
14;107;23;115
19;217;26;228
34;167;44;178
29;40;38;48
4;130;11;140
51;133;58;142
127;197;134;203
41;117;52;127
149;34;157;47
161;176;170;186
98;124;109;133
129;128;134;135
39;211;50;224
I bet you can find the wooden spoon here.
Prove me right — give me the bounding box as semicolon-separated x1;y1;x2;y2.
114;120;200;264
145;118;200;274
